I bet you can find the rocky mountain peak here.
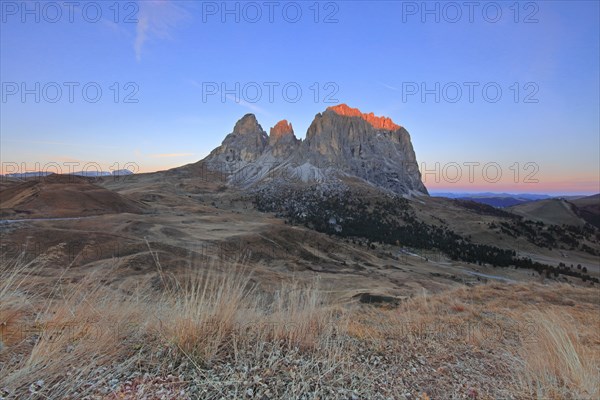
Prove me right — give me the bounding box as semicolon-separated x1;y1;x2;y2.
268;120;300;158
205;114;268;167
233;113;264;135
326;104;400;131
269;120;295;142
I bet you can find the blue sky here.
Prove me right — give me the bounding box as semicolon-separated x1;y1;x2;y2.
1;0;598;194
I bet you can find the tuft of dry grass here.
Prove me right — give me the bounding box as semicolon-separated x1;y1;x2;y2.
1;266;149;397
0;254;39;350
156;266;260;364
518;309;599;398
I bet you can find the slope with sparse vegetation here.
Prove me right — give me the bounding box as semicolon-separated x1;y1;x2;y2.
1;251;598;399
254;186;600;284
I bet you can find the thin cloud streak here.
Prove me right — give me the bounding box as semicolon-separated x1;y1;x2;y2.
135;1;189;61
378;81;399;91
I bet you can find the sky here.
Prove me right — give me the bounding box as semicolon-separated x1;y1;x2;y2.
1;0;599;195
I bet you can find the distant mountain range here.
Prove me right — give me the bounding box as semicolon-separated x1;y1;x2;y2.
431;193;549;208
431;192;553;200
1;170;134;179
430;192;589;208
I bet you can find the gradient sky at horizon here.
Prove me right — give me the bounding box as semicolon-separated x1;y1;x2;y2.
1;0;599;195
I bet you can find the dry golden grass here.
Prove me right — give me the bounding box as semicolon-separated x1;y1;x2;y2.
517;309;599;398
1;255;598;399
348;283;600;399
0;254;343;398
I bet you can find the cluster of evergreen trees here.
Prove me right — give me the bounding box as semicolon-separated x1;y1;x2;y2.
488;219;599;256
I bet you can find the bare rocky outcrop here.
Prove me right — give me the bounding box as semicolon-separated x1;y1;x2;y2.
292;105;427;194
205;114;268;170
202;104;428;196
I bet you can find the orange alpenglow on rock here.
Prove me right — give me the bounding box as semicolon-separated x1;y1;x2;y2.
327;104;401;131
269;120;294;140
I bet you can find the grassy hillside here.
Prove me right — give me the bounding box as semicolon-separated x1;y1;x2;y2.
509;199;586;227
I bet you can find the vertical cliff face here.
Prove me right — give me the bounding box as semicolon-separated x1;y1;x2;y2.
299;105;428;195
202;105;428;196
